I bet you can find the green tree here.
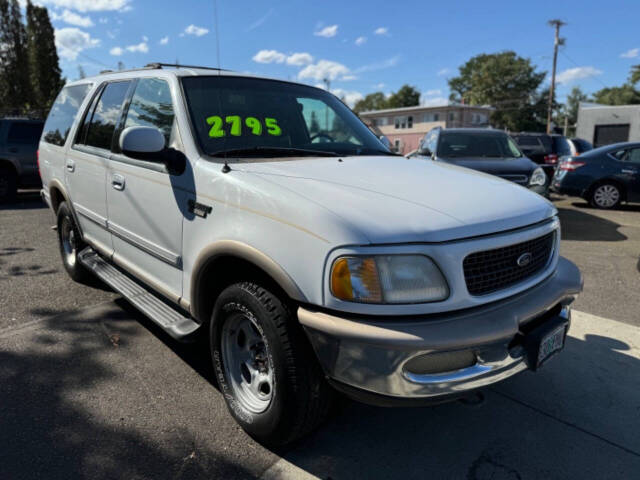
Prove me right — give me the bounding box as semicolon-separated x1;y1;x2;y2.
592;84;640;105
448;51;547;131
26;0;62;114
0;0;31;113
556;86;588;135
630;65;640;86
386;84;420;109
353;91;388;113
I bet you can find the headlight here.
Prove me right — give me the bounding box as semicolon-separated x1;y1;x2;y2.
330;255;449;304
529;167;547;186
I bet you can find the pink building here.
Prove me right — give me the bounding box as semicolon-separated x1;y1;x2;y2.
360;103;494;155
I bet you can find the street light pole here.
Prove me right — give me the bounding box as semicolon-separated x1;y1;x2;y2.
547;19;566;134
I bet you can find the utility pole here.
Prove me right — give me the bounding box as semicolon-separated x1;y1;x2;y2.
547;19;566;134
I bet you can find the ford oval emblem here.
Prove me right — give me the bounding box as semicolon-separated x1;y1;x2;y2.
517;252;533;267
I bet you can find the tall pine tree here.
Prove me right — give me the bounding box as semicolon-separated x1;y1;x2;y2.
26;0;62;115
0;0;30;114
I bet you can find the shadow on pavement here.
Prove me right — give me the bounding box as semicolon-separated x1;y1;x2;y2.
0;303;262;480
557;206;627;241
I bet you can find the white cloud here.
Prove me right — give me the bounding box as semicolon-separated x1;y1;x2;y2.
184;24;209;37
126;41;148;53
54;27;100;60
374;27;388;35
109;46;123;56
556;66;603;85
298;59;350;81
374;82;385;89
425;89;442;96
314;24;338;38
355;55;400;73
355;36;366;46
51;9;94;27
98;17;108;24
252;49;286;64
315;85;363;107
341;74;357;81
286;52;313;66
159;36;169;45
246;8;274;32
421;96;449;107
437;68;450;76
142;35;148;42
40;0;130;12
620;48;639;59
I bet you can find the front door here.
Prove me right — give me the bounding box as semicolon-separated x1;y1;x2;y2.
68;80;132;254
106;77;190;302
621;147;640;202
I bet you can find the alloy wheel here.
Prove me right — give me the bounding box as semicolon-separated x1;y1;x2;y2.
593;184;620;208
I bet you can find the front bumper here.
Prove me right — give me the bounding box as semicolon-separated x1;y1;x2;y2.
299;256;582;405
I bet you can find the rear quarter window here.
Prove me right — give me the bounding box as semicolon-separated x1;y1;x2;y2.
42;84;91;146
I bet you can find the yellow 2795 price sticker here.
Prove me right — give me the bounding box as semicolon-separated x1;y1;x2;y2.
206;115;282;138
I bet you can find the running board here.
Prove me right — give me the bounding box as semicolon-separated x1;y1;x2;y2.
78;248;201;341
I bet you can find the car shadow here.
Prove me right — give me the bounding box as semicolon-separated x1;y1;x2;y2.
571;200;640;213
0;302;264;480
557;207;627;241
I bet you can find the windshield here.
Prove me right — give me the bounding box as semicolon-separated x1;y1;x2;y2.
181;76;390;158
439;131;523;158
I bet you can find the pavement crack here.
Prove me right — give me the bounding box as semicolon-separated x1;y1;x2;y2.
491;388;640;458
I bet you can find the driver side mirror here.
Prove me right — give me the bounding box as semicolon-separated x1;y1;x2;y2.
119;126;186;175
120;126;165;160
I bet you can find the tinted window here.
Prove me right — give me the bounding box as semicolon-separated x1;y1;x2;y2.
123;78;174;145
85;81;131;150
42;84;91;146
514;135;540;147
625;148;640;164
438;132;522;158
181;76;386;157
8;122;44;145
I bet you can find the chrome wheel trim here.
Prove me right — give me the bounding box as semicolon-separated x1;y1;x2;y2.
221;312;274;414
61;217;77;267
594;184;620;208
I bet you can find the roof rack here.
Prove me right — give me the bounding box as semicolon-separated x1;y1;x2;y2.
144;62;228;71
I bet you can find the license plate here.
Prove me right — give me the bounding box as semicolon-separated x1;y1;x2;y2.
537;326;566;366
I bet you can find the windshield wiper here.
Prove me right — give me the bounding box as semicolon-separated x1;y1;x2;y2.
209;146;339;158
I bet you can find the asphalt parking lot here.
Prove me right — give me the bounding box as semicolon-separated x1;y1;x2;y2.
1;192;639;479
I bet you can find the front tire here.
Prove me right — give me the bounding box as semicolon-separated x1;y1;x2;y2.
210;282;333;447
590;183;621;209
57;202;91;283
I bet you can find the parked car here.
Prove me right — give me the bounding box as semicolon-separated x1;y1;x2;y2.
411;127;549;195
511;133;592;179
39;65;582;446
0;118;44;202
552;142;640;209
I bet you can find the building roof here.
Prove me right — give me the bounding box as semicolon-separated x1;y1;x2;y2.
359;103;495;116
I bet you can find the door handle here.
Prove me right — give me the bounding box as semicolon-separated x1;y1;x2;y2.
66;159;75;172
111;174;125;191
621;169;637;174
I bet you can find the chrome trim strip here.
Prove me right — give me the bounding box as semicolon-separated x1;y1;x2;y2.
73;203;108;228
108;220;182;268
403;363;494;384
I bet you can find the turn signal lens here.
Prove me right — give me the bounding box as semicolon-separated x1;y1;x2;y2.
330;257;382;303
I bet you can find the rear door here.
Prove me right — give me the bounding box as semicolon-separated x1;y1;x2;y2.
106;77;189;303
3;121;43;185
620;147;640;202
68;80;133;255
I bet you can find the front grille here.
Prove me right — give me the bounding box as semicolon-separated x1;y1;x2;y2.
463;232;555;295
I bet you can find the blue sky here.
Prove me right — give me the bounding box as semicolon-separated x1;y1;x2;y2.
38;0;640;106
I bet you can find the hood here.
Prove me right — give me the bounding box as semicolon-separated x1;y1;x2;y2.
234;155;556;244
438;156;537;176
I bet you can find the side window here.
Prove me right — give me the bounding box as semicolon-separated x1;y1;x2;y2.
84;81;131;150
42;84;91;146
8;122;43;145
123;78;175;145
625;148;640;164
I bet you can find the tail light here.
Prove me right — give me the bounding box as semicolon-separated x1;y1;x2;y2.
544;153;558;164
559;160;585;171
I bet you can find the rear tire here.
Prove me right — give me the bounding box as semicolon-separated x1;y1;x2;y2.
589;182;621;209
0;165;17;204
57;202;91;283
210;282;333;447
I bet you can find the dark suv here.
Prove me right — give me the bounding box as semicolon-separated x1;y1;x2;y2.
511;133;592;179
0;118;44;202
413;127;548;195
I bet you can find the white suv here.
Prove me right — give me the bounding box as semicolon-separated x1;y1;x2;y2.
39;64;582;446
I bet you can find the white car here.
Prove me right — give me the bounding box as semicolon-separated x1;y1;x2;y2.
39;64;582;446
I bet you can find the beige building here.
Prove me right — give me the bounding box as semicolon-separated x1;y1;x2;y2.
360;104;494;154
